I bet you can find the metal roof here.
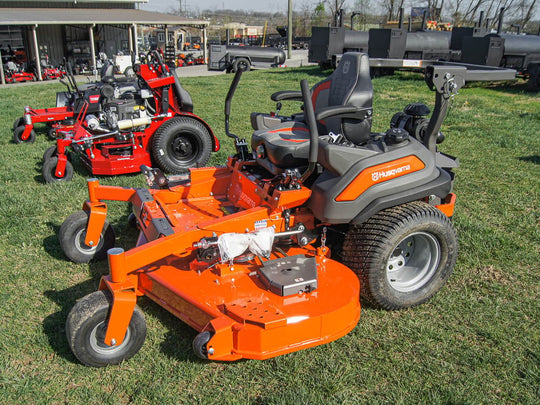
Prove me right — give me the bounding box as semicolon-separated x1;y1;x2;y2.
0;7;209;27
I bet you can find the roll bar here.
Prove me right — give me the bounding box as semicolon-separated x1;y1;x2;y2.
424;63;515;153
299;78;319;183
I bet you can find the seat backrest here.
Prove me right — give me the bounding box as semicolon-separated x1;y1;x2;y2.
311;52;373;145
171;69;194;113
100;60;115;84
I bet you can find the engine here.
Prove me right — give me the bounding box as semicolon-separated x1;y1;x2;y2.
84;88;154;134
390;103;444;144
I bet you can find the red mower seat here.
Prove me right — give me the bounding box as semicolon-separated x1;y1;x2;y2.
251;52;373;171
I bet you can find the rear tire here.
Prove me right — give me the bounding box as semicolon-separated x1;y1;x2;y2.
13;125;36;143
59;210;115;263
66;290;146;367
152;117;212;173
42;156;73;183
341;201;458;310
526;66;540;92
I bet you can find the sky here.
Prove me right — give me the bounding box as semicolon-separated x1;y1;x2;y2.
140;0;292;14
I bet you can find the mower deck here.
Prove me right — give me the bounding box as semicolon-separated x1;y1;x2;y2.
137;247;360;360
85;158;360;361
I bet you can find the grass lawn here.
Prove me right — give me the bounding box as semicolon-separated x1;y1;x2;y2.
0;67;538;404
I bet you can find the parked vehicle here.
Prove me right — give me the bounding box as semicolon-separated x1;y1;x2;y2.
208;45;286;72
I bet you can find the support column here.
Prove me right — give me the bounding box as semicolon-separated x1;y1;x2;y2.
132;24;138;60
89;24;96;76
164;25;169;47
287;0;292;59
202;27;207;64
32;25;42;81
0;47;5;85
128;24;133;54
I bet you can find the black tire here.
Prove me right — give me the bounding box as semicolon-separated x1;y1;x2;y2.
42;156;74;183
59;210;116;263
13;125;36;143
13;117;24;131
232;57;251;72
526;66;540;92
66;290;146;367
193;331;212;360
341;201;458;310
43;145;58;162
47;126;58;140
124;66;135;77
152;117;212;173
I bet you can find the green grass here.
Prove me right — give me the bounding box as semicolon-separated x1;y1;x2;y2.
0;69;538;404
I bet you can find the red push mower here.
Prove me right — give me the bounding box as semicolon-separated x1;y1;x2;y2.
41;51;219;183
60;53;507;367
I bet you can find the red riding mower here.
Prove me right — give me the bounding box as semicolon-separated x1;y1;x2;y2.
42;65;66;80
41;51;219;183
13;60;132;144
59;53;504;367
5;60;35;83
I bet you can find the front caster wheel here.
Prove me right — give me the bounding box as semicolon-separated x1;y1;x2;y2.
59;210;115;263
341;201;458;310
193;331;212;360
13;125;36;143
66;291;146;367
13;117;24;131
42;156;74;183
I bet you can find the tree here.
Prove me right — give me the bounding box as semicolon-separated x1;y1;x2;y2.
312;2;329;27
351;0;370;30
379;0;406;22
325;0;348;25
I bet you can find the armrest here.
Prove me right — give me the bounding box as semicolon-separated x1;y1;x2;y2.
316;105;372;121
271;90;303;102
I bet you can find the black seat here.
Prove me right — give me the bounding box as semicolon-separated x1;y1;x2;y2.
251;52;373;172
171;69;194;112
100;60;115;84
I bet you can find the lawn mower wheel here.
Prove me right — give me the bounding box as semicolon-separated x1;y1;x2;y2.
66;290;147;367
13;125;36;144
341;201;458;310
152;117;212;173
59;210;115;263
42;156;74;183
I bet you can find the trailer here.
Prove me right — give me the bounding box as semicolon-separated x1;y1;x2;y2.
208;45;286;72
308;7;539;90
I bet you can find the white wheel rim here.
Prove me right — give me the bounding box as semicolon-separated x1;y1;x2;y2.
74;228;101;255
386;231;441;293
89;321;131;355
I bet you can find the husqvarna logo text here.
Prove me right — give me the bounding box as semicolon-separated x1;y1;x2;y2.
372;165;411;182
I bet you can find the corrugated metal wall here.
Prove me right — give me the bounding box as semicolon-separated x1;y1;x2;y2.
36;25;63;66
1;2;138;68
0;2;135;9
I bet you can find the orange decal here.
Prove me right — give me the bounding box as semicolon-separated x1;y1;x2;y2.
311;80;331;109
280;137;308;143
268;126;309;133
336;156;425;202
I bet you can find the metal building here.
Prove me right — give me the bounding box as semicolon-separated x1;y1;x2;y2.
0;0;209;84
